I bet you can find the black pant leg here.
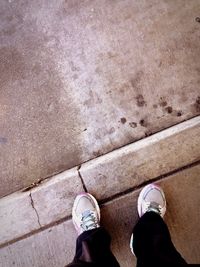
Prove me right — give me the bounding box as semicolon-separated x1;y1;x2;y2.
66;227;120;267
132;211;187;267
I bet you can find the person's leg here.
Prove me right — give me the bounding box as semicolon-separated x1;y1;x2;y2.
130;184;187;266
66;193;120;267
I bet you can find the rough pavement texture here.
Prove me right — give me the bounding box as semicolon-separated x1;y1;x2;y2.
80;117;200;200
0;117;199;245
0;168;83;245
0;190;39;245
0;0;200;197
0;164;200;266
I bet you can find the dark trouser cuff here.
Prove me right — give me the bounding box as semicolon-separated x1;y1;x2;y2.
133;212;187;266
67;227;120;267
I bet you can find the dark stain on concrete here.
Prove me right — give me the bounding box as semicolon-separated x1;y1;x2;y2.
32;63;42;75
72;74;79;80
159;99;167;107
0;11;24;37
176;111;183;117
1;27;16;37
165;106;173;114
83;90;103;107
130;71;143;90
0;47;27;84
194;96;200;112
139;119;148;127
93;150;101;157
109;127;115;134
129;122;137;128
195;17;200;23
145;130;152;137
120;117;127;124
158;60;162;68
153;104;158;109
135;94;146;107
95;66;102;74
0;137;7;144
107;51;118;58
159;96;168;107
69;61;80;72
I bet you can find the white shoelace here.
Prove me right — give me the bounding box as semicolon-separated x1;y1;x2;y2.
80;210;99;231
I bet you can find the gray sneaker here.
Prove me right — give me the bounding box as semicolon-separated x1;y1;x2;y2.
72;193;100;235
137;183;166;218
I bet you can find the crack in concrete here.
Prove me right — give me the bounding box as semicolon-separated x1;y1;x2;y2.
1;160;200;249
77;165;88;192
29;192;42;228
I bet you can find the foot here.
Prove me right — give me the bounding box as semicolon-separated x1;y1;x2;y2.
130;184;166;255
137;183;166;218
72;193;100;235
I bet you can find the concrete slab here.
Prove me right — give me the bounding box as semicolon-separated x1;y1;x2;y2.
0;168;83;246
159;166;200;263
31;168;83;227
0;191;39;246
81;116;200;200
0;0;200;197
0;219;76;267
0;164;199;266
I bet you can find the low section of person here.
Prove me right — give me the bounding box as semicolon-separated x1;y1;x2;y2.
67;184;187;267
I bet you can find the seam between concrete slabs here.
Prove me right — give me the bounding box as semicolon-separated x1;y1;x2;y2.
2;115;199;198
80;116;200;169
29;192;42;227
77;165;88;192
18;115;200;195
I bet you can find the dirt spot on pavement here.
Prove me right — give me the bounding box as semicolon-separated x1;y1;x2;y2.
176;111;183;117
165;106;173;114
130;71;144;90
194;96;200;112
120;117;127;124
129;122;137;128
135;94;146;107
0;137;7;144
139;119;148;127
93;150;101;157
159;100;167;107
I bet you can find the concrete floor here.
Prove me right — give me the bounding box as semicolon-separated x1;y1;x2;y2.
1;164;200;266
0;0;200;197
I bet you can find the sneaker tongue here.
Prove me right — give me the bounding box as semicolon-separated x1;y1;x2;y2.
82;210;92;217
81;210;98;231
150;201;159;208
148;202;160;214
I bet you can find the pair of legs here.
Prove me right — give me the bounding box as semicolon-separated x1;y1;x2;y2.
67;184;187;266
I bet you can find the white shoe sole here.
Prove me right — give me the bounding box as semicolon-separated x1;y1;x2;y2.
130;233;135;256
72;193;101;234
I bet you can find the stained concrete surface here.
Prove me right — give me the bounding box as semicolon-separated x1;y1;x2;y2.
1;164;200;266
0;0;200;197
0;117;199;246
80;117;200;200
